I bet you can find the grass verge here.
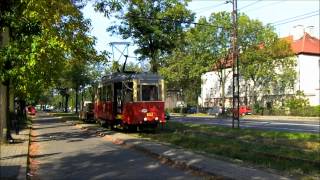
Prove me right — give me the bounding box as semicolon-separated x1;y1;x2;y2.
138;121;320;178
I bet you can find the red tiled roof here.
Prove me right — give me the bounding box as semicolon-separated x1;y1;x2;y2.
212;55;233;70
212;33;320;71
284;33;320;55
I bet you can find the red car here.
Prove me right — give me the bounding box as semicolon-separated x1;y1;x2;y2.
27;106;36;115
239;106;252;116
231;106;252;116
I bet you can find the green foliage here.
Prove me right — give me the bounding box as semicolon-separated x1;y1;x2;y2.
240;28;296;105
98;0;194;72
296;106;320;117
253;103;265;115
0;0;104;105
261;106;319;117
160;12;295;108
285;91;309;111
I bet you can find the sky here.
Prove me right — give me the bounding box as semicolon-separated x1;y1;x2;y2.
81;0;320;64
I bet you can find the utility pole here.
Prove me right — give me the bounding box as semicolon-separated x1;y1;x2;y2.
231;0;240;128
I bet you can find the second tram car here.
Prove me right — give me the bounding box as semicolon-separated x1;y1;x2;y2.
94;72;166;130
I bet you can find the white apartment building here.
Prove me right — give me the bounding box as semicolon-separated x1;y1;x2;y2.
199;27;320;107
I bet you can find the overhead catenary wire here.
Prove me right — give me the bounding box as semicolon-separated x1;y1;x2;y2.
192;1;227;13
270;10;319;25
244;0;287;13
272;13;319;26
125;13;230;29
238;0;262;10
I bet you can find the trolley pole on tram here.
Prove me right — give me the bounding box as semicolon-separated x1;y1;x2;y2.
231;0;240;128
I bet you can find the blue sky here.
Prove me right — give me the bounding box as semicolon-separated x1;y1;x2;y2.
82;0;320;63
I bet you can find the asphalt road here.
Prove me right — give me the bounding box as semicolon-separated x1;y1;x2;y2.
30;113;201;180
171;116;320;133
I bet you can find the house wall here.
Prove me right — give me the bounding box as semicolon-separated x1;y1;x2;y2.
200;69;234;107
297;54;320;105
165;90;180;109
199;54;320;108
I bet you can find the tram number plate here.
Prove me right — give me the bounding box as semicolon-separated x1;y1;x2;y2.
146;112;153;117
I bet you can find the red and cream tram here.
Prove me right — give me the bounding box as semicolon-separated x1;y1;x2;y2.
94;72;166;130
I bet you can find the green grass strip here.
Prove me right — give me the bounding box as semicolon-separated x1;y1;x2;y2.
138;122;320;177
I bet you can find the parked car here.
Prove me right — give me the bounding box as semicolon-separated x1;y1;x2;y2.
187;107;197;114
27;106;36;115
79;101;94;122
229;106;252;116
239;106;252;116
207;106;222;116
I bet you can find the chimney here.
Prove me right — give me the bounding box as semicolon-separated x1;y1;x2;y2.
291;25;304;40
305;26;315;37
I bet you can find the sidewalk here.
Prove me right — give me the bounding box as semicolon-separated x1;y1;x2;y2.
0;128;30;180
74;122;291;180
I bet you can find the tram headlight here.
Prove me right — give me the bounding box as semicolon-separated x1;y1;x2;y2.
155;117;159;121
144;117;147;121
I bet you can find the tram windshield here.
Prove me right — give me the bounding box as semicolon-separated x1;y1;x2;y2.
141;85;159;101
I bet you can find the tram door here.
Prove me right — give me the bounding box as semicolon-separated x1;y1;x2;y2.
113;82;123;117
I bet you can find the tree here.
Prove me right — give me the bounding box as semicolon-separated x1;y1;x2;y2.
240;34;295;106
159;17;217;105
160;12;295;110
0;0;100;141
96;0;194;72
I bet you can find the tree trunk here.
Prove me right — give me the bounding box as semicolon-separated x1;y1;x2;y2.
64;94;69;113
221;79;226;115
151;50;159;73
5;81;12;141
0;83;9;142
219;69;227;115
75;86;79;114
244;80;248;106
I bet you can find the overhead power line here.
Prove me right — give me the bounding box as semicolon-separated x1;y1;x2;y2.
192;2;227;12
272;13;319;26
244;0;287;13
125;14;230;29
271;10;319;25
238;0;262;10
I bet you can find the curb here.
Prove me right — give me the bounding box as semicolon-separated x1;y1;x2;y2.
73;123;290;180
73;123;222;178
126;141;227;179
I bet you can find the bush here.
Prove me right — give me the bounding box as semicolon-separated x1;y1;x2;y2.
285;91;309;110
263;106;319;117
290;106;320;117
253;103;264;115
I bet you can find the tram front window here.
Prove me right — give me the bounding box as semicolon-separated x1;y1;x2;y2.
142;85;158;101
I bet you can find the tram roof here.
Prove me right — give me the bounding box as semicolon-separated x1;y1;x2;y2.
101;72;163;83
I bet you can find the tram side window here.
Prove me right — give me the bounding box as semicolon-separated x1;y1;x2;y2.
98;88;102;101
101;86;107;101
142;85;158;101
123;82;133;103
106;85;112;101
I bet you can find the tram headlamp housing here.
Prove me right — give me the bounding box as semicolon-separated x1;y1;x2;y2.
155;117;159;121
144;117;147;121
